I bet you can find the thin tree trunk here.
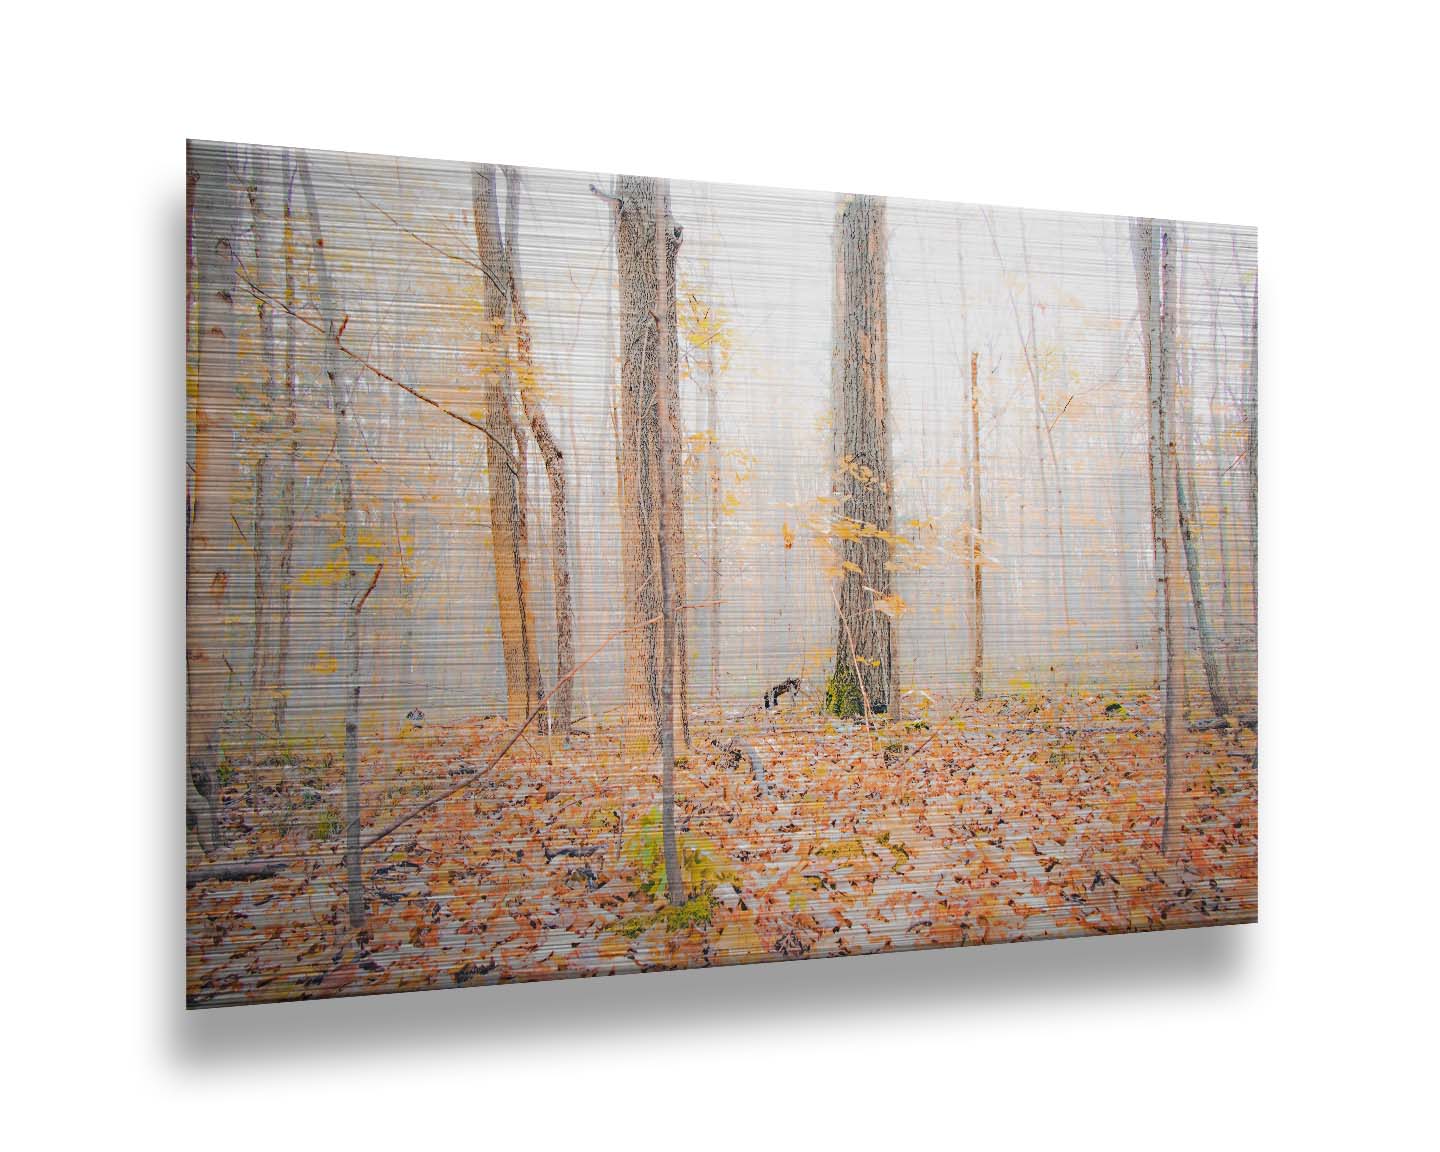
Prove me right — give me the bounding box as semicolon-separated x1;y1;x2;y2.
1170;246;1231;721
652;193;686;907
565;366;595;726
1174;435;1231;719
1158;227;1181;854
273;150;299;741
1016;214;1073;666
705;333;721;708
970;351;984;701
245;148;278;751
956;221;981;701
611;176;689;752
1209;292;1236;690
502;167;575;738
1242;261;1259;631
826;194;894;717
661;269;691;749
296;153;366;928
1132;217;1180;856
472;165;544;728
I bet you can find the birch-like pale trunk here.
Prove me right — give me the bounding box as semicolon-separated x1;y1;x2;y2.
1209;291;1236;689
970;351;984;701
502;167;575;737
1017;214;1073;663
827;194;895;717
296;153;366;927
704;332;721;708
273;149;299;741
1169;243;1231;721
245;148;279;749
1174;434;1231;719
1132;217;1180;855
1241;261;1259;628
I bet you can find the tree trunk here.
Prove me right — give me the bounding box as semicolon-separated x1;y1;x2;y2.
705;332;722;708
1017;214;1073;666
1241;263;1259;627
1169;250;1231;722
502;167;575;738
472;165;544;728
273;149;299;742
612;176;690;752
662;274;691;749
1209;293;1236;690
651;194;686;907
296;153;366;928
185;145;242;856
1132;217;1180;856
244;148;279;751
969;351;984;701
826;194;894;717
1174;437;1231;719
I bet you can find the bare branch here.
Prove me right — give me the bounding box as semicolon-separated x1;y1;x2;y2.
225;250;520;478
358;612;655;853
353;562;383;615
352;187;508;297
589;182;623;209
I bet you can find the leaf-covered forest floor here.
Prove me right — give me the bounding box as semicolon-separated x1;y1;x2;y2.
186;692;1257;1006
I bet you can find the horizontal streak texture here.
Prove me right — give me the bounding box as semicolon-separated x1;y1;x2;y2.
185;140;1257;1007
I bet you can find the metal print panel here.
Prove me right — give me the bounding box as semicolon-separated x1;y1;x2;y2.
185;140;1258;1007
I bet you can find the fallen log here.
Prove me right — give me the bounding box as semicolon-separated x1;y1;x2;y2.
1189;715;1258;733
186;860;286;887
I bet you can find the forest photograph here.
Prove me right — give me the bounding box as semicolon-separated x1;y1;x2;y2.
185;139;1257;1007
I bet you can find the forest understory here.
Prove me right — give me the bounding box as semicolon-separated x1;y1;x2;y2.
185;144;1259;1006
186;690;1257;1007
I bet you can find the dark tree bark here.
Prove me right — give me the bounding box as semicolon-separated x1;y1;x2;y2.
611;176;690;753
826;195;894;717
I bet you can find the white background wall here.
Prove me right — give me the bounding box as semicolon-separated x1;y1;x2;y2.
6;3;1433;1146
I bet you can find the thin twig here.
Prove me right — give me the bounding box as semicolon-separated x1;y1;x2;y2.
225;248;520;478
358;611;664;853
358;595;723;854
352;187;508;296
229;514;255;551
589;183;623;209
353;562;383;615
1047;395;1074;434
